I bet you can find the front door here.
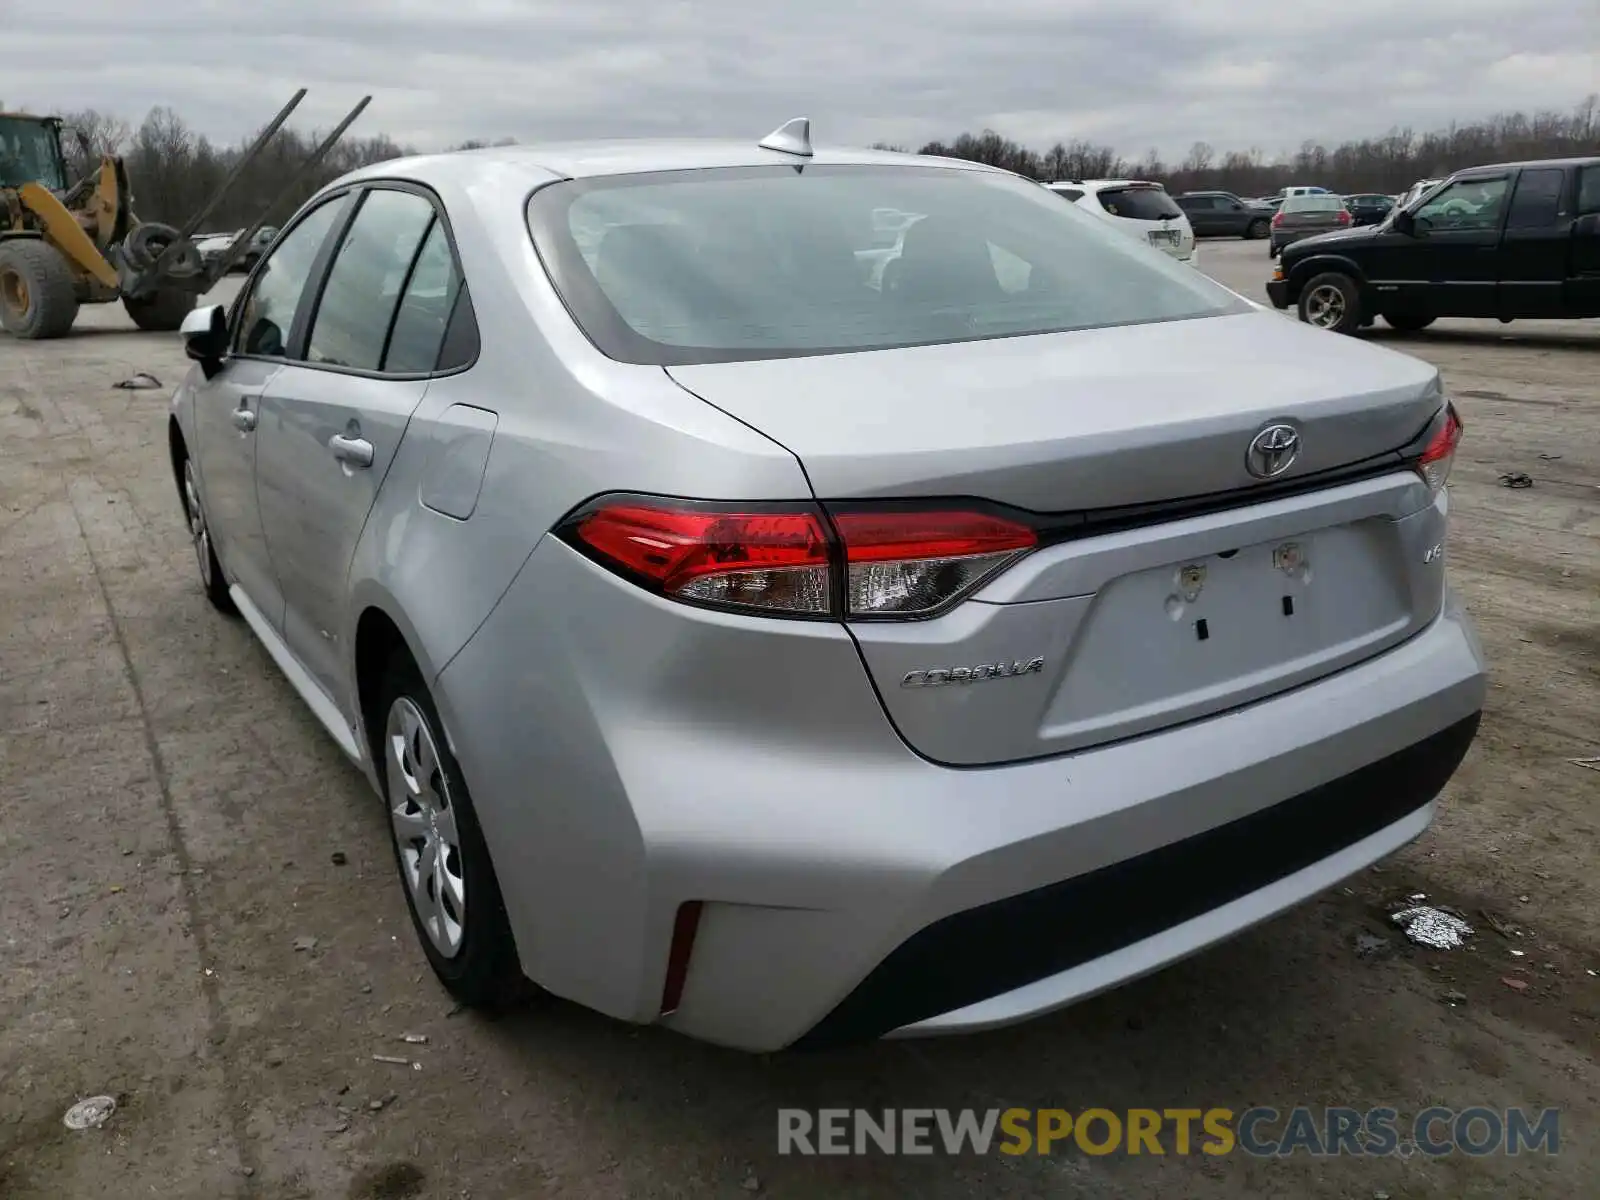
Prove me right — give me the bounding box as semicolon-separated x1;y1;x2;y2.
195;191;353;625
253;186;447;705
1497;167;1572;318
191;358;285;619
1405;176;1510;317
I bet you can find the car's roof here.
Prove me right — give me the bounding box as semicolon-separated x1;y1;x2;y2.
1452;156;1600;177
338;139;1004;191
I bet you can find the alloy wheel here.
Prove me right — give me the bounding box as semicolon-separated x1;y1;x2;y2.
1304;284;1347;329
385;697;467;957
182;461;213;588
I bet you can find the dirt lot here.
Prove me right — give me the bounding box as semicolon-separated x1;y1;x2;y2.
1;239;1595;1200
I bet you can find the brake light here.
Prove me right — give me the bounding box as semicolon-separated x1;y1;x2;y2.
1416;404;1464;492
831;510;1038;617
1271;211;1284;227
1336;208;1351;225
562;498;1038;620
570;503;832;615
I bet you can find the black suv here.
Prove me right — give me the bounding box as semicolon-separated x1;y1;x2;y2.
1266;157;1600;333
1174;191;1274;239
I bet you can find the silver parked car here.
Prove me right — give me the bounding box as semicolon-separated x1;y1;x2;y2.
168;122;1486;1052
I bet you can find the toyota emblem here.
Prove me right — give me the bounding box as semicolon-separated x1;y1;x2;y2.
1246;424;1301;479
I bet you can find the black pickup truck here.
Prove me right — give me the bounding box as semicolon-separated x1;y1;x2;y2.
1266;157;1600;333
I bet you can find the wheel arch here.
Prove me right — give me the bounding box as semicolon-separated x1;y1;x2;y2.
1284;253;1369;304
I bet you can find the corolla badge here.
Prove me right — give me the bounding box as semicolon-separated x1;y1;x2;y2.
1246;423;1301;479
901;658;1046;688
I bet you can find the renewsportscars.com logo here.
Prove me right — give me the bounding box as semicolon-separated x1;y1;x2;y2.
777;1106;1562;1158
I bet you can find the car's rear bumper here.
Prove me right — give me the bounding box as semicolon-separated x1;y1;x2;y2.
436;539;1486;1053
1266;279;1291;309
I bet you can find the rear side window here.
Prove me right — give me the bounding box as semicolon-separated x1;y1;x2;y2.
384;219;471;372
1506;169;1566;229
1095;186;1182;220
1580;166;1600;215
1052;187;1084;203
1178;195;1214;210
306;189;436;371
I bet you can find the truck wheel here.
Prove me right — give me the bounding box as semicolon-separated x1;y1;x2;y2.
1246;218;1270;240
1383;312;1435;332
123;287;196;332
1298;272;1363;334
0;240;81;339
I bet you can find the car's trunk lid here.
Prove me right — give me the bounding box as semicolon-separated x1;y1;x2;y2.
668;312;1447;765
666;310;1440;514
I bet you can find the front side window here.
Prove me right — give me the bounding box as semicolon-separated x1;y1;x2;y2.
306;189;437;371
1415;178;1509;231
0;117;66;190
234;196;349;358
528;165;1243;366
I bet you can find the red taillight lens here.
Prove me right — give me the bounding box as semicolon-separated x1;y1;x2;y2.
571;502;832;615
1336;209;1351;224
564;498;1040;620
1416;404;1464;492
832;510;1037;617
1271;211;1284;226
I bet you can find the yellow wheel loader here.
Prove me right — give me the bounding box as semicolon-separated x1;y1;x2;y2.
0;90;370;340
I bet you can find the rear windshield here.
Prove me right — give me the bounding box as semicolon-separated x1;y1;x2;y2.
1094;185;1183;221
1283;195;1345;212
527;165;1243;365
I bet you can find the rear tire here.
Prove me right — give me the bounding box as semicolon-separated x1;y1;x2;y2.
1383;312;1436;332
0;239;80;339
376;653;525;1010
1246;218;1270;240
123;286;195;332
1298;272;1363;334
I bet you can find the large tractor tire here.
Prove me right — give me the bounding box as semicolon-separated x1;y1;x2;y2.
123;287;196;332
0;239;81;339
122;223;204;280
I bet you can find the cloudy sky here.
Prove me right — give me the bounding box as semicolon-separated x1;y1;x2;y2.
4;0;1596;158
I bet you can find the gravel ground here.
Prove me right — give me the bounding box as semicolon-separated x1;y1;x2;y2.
1;239;1595;1200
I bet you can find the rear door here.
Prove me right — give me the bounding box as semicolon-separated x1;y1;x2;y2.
1568;164;1600;316
1497;167;1573;318
1181;195;1218;235
1407;175;1510;316
252;185;463;704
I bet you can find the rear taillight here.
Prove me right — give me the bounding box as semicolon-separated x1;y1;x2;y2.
569;503;833;615
1336;209;1351;225
1416;404;1464;492
561;498;1037;620
832;509;1037;618
1271;211;1284;227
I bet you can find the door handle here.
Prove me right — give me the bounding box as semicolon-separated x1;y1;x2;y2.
329;432;375;469
232;403;257;433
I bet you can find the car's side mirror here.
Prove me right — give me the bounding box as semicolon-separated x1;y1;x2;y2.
181;304;229;378
1392;210;1417;236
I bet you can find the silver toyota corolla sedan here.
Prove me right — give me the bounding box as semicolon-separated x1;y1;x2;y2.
167;121;1487;1052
